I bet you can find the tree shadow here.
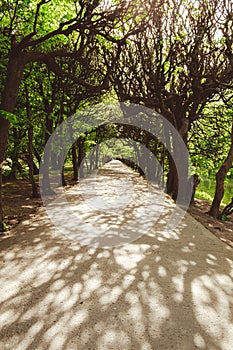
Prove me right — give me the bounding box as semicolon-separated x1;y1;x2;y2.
0;164;232;350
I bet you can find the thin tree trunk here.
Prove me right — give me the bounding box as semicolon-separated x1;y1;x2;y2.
89;151;93;173
167;118;189;201
72;143;78;181
41;115;53;194
95;144;99;169
25;84;39;198
77;137;85;178
0;117;10;230
8;129;22;179
209;120;233;218
133;142;140;166
62;166;67;186
164;128;176;197
138;144;147;176
33;148;41;166
156;144;165;186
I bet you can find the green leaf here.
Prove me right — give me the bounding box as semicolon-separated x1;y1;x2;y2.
163;61;170;74
174;36;182;42
1;221;9;232
221;214;230;222
0;110;18;125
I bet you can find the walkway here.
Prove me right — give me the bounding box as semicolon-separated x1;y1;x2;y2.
0;161;232;349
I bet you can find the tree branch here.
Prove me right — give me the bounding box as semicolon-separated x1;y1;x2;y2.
33;0;51;33
24;52;109;92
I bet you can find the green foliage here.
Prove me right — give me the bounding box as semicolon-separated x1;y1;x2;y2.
1;0;233;221
189;99;233;176
0;110;18;125
196;177;233;206
1;221;9;232
221;214;230;222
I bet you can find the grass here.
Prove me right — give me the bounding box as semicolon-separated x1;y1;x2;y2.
196;177;233;206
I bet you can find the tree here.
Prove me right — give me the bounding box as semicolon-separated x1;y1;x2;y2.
108;0;233;200
25;82;39;198
188;100;232;176
209;118;233;218
208;6;233;218
0;0;145;230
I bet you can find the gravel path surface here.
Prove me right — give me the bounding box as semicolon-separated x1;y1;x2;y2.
0;161;232;350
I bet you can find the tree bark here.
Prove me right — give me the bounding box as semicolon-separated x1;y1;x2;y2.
77;137;85;179
0;117;9;231
41;115;54;194
209;120;233;218
8;129;23;179
166;129;190;203
25;84;39;198
0;52;25;230
72;143;78;181
62;166;67;187
167;154;179;200
33;148;41;167
95;144;99;169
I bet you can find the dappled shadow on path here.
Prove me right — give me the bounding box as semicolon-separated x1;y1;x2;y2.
0;161;233;350
0;209;232;350
44;160;170;247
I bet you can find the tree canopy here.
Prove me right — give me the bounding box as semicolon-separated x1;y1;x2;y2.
1;0;233;229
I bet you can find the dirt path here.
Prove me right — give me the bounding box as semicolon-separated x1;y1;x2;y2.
0;161;232;350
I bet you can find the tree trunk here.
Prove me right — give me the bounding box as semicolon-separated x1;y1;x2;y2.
95;144;99;169
209;120;233;218
89;151;93;173
34;148;41;167
72;143;78;181
33;161;39;175
0;52;25;230
25;84;39;198
156;144;165;186
138;144;147;176
165;112;190;202
133;142;140;167
221;197;233;217
189;174;200;206
167;154;179;200
77;137;85;179
8;129;22;179
209;168;227;218
62;166;67;186
41;115;53;194
0;118;9;231
27;122;39;198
